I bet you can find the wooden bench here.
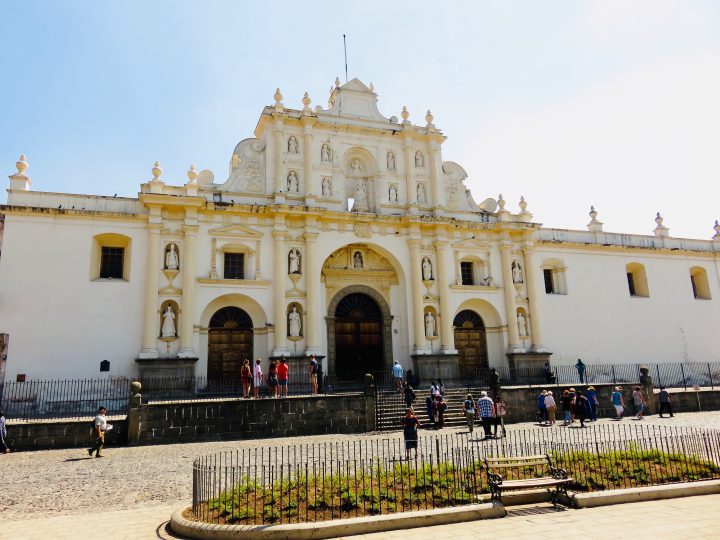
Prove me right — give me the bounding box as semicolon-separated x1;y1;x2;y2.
484;454;573;506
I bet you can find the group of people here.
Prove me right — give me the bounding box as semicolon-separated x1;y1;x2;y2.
463;391;507;439
238;355;321;399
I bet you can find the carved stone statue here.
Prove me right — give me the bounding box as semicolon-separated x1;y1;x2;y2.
321;143;331;162
221;138;266;192
425;311;436;337
512;261;524;284
165;243;179;270
447;187;460;209
353;251;363;269
161;305;176;338
422;257;433;281
289;248;301;274
322;177;332;196
517;312;527;337
350;159;362;176
415;151;424;167
389;184;398;203
288;306;302;337
353;180;368;211
387;151;395;171
417;183;426;204
288;136;299;154
287;170;299;192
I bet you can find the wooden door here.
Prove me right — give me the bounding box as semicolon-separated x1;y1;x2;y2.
453;310;488;376
207;307;253;380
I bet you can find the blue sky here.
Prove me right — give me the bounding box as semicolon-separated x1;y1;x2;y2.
1;1;719;238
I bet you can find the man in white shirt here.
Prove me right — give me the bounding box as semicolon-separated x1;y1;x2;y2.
88;406;107;458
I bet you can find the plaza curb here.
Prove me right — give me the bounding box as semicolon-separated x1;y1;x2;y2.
170;502;506;539
572;479;720;508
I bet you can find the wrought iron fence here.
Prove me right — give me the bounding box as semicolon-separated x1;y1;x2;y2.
190;424;720;525
0;378;132;420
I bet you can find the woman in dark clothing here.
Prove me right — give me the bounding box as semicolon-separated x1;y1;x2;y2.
425;396;434;427
574;390;590;427
403;382;416;408
401;408;420;459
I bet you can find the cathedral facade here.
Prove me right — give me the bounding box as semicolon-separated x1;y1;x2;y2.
1;79;718;382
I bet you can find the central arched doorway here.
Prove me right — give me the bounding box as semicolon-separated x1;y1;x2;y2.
207;306;253;380
453;310;488;376
333;293;384;376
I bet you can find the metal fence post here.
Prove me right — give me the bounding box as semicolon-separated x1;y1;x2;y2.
709;363;714;390
680;363;687;391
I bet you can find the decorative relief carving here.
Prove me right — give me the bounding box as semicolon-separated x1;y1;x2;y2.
288;136;299;154
417;183;427;204
221;138;266;192
321;143;332;162
287;170;299;192
386;151;396;171
322;176;332;196
388;184;398;203
415;151;424;167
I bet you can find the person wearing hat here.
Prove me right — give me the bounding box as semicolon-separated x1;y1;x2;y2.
586;386;599;421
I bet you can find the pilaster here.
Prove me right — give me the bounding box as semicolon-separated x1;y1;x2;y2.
434;239;457;354
272;229;290;356
304;231;320;355
138;222;162;359
522;243;546;352
408;239;429;354
273;118;285;194
178;224;198;358
500;242;523;352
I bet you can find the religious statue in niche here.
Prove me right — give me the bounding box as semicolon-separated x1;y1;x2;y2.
321;143;331;162
288;306;302;337
322;177;332;196
388;184;398;203
288;136;299;154
386;151;395;171
353;251;364;269
288;248;301;274
417;183;427;204
447;187;460;209
161;305;176;338
415;151;424;167
422;256;433;281
512;261;524;284
165;243;179;270
517;312;527;337
287;170;299;192
350;159;362;176
353;180;368;211
425;311;436;337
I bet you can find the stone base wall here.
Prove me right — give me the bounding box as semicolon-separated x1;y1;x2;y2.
137;393;370;445
5;418;127;451
660;388;720;413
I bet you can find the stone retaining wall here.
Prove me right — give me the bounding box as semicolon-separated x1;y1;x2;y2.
6;418;127;451
136;393;370;445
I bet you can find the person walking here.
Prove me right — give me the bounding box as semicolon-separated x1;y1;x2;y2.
632;386;646;419
537;390;548;424
403;382;416;408
567;388;577;423
586;386;599;421
401;408;420;459
277;357;289;397
392;360;404;392
240;359;252;398
477;391;496;439
489;368;500;398
432;395;447;429
543;362;555;384
658;386;674;418
544;391;557;426
575;359;586;383
575;390;590;427
493;397;507;437
308;355;319;396
253;358;263;398
87;406;109;458
406;369;419;390
561;390;572;424
430;381;440;398
267;360;279;398
0;410;9;454
463;394;476;433
437;379;446;397
425;395;434;427
611;386;625;420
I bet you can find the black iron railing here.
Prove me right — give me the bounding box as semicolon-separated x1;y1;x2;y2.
190;424;720;525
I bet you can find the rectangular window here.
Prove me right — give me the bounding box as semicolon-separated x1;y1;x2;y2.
100;247;124;279
460;262;474;285
543;269;554;294
224;253;245;279
690;275;699;299
627;272;637;297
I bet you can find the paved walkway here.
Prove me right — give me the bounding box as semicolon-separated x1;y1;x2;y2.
1;494;719;539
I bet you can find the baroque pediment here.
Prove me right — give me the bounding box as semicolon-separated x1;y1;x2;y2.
217;138;267;193
324;78;389;123
208;224;263;238
452;238;492;251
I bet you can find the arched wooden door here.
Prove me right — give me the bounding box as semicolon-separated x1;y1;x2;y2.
334;293;384;376
207;306;253;380
453;310;488;376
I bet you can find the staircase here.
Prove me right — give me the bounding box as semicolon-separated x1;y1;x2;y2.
376;386;487;432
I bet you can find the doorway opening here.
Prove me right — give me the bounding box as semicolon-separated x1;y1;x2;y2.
207;306;253;380
334;293;384;377
453;309;488;376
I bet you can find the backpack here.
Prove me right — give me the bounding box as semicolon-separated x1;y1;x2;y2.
496;402;507;417
311;360;318;374
464;399;474;412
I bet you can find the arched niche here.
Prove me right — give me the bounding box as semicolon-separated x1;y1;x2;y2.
159;299;180;339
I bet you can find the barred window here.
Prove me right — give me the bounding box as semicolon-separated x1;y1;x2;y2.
100;247;124;279
224;253;245;279
460;262;474;285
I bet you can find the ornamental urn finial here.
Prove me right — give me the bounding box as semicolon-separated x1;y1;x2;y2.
587;205;603;232
497;194;506;211
15;154;28;176
425;110;434;127
151;161;163;181
713;220;720;240
335;76;341;88
401;106;410;123
653;212;669;237
519;196;528;212
274;88;284;111
302;91;312;112
187;164;198;183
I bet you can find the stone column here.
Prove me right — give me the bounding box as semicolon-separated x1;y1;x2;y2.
428;141;442;209
178;225;198;358
138;224;162;359
500;242;522;352
434;240;457;353
304;232;320;355
273;119;284;194
408;239;429;353
522;244;546;352
303;124;315;196
403;136;414;206
272;230;289;355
